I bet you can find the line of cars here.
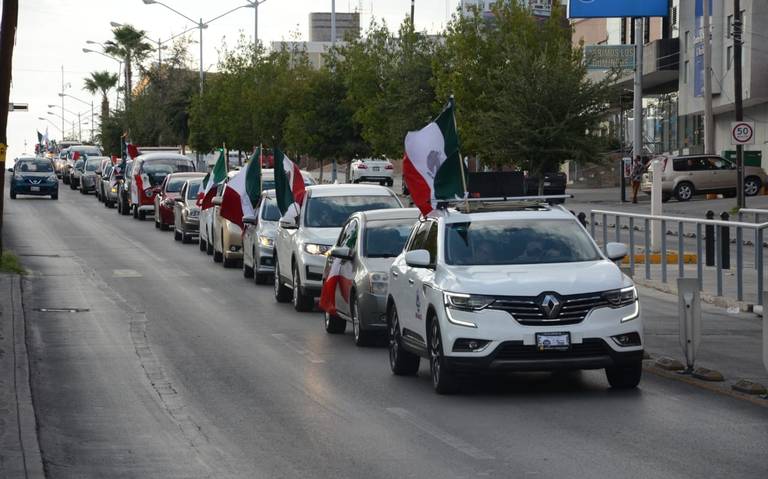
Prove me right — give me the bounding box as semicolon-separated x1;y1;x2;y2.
63;151;644;395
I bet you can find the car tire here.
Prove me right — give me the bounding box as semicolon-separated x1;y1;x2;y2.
324;311;346;334
273;259;292;303
181;233;192;244
155;216;160;229
351;296;373;347
206;234;214;255
174;230;182;241
674;182;694;202
745;176;762;197
213;247;223;263
51;192;58;200
138;210;146;221
160;221;169;231
199;237;207;252
70;182;76;190
10;190;16;199
63;176;70;185
292;264;314;312
243;261;254;278
429;319;459;394
605;361;642;390
388;305;420;375
132;205;138;218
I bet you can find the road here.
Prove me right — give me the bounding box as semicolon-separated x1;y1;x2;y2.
5;184;768;479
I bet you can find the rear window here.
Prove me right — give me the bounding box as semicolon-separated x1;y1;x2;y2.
363;220;414;258
16;159;53;172
72;147;101;156
85;159;101;171
142;159;195;186
304;195;402;228
165;177;188;193
186;180;202;199
261;198;281;221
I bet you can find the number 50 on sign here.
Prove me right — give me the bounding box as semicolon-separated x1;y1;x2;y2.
731;121;755;145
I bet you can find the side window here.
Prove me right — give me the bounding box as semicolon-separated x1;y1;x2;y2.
407;221;430;252
673;159;688;171
179;182;187;199
337;219;358;249
424;222;438;266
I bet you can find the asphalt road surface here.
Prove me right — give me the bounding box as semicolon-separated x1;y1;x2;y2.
5;184;768;479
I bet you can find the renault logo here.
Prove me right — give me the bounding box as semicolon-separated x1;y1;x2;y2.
539;293;562;319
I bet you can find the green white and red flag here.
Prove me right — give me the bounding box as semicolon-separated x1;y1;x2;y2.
319;229;357;316
219;148;263;229
273;147;306;218
198;148;227;209
403;99;466;216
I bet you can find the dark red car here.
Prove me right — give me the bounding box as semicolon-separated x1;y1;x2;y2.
154;172;206;230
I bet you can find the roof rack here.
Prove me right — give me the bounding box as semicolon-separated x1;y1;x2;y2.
437;195;572;213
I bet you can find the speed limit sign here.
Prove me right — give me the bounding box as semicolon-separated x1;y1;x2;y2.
731;121;755;145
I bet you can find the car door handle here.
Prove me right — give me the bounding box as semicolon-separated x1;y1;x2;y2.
408;279;415;285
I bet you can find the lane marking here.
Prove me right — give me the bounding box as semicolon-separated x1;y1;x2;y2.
271;333;325;364
386;407;494;460
112;269;143;278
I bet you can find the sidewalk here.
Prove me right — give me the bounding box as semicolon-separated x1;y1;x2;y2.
0;273;44;478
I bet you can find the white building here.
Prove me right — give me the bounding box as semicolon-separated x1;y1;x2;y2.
459;0;556;18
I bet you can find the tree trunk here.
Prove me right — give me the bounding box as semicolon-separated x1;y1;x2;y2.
125;54;132;107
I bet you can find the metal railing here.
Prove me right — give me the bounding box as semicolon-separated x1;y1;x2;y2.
589;209;768;305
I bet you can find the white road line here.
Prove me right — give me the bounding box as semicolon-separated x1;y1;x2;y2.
112;269;143;278
386;407;494;460
271;334;325;364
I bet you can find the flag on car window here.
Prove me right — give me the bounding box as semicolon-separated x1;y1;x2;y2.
198;148;227;209
403;98;466;216
319;229;357;316
219;149;262;229
273;147;306;219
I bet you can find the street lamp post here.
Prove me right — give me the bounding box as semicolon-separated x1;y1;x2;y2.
58;94;95;143
38;117;62;134
245;0;268;49
110;21;198;69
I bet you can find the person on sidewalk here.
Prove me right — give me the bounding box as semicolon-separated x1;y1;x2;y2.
631;156;644;203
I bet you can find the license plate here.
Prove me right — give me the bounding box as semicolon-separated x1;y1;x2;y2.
373;167;380;172
30;186;40;192
536;332;570;351
543;182;552;186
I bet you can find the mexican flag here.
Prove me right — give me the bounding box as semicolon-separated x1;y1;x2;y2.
198;149;227;210
319;229;357;316
403;99;466;216
273;147;306;218
219;149;263;229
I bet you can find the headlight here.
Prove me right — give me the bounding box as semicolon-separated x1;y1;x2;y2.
14;174;23;181
111;187;118;193
258;235;274;248
443;292;495;311
47;175;58;182
602;286;637;308
187;208;199;218
368;272;388;295
304;243;331;255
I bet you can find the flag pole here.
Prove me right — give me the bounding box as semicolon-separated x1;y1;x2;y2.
449;95;469;212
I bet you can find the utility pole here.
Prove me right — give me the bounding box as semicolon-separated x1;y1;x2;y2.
734;0;745;208
60;65;65;138
199;18;204;94
411;0;415;28
703;0;714;154
331;0;337;182
633;18;644;163
0;0;19;257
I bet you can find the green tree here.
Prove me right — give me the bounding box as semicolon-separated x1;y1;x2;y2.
82;70;118;143
104;25;153;107
434;2;616;182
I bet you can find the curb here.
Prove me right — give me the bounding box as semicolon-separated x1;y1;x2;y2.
9;275;45;478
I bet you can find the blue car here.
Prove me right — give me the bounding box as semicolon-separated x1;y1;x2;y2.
9;156;59;200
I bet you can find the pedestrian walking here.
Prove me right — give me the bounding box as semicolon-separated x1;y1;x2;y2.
631;156;644;203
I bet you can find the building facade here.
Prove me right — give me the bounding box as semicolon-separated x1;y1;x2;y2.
309;12;361;42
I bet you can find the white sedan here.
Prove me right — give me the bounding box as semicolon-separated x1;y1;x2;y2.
349;158;394;186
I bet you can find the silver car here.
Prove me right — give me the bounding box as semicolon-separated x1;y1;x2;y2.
323;208;420;346
102;165;122;208
80;156;108;194
242;190;281;284
173;177;204;243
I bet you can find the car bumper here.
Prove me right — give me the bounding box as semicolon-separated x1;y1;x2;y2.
180;218;199;233
439;302;643;372
255;246;275;274
11;184;58;195
640;181;673;194
137;205;155;213
357;292;388;329
299;253;327;294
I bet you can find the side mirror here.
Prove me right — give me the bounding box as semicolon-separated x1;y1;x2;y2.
174;197;185;203
405;249;431;268
606;242;628;261
211;197;222;206
330;246;353;260
242;215;258;225
279;216;298;229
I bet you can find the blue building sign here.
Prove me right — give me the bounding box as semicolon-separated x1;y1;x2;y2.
568;0;670;18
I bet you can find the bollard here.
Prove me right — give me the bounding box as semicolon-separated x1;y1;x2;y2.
577;212;587;228
720;212;730;270
678;278;702;374
705;210;715;266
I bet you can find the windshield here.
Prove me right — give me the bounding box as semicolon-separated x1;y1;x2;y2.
143;159;195;186
262;180;275;191
363;220;414;258
445;220;602;265
166;177;187;193
85;159;100;171
186;180;202;199
16;159;53;173
261;198;281;221
304;195;401;228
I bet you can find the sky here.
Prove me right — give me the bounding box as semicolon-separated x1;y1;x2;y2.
4;0;458;160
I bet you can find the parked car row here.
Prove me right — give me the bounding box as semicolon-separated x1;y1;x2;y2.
60;155;644;395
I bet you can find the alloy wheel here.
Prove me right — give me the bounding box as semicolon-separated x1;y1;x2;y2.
388;310;400;369
430;321;442;386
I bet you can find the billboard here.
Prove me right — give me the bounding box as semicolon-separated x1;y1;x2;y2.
693;0;712;97
568;0;670;18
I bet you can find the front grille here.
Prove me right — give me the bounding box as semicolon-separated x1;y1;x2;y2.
494;339;609;361
491;292;610;326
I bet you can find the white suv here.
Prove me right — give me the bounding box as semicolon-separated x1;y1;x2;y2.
274;184;402;311
386;201;643;394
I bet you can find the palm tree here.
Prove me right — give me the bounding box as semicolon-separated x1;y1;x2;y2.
104;25;153;107
83;70;119;122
